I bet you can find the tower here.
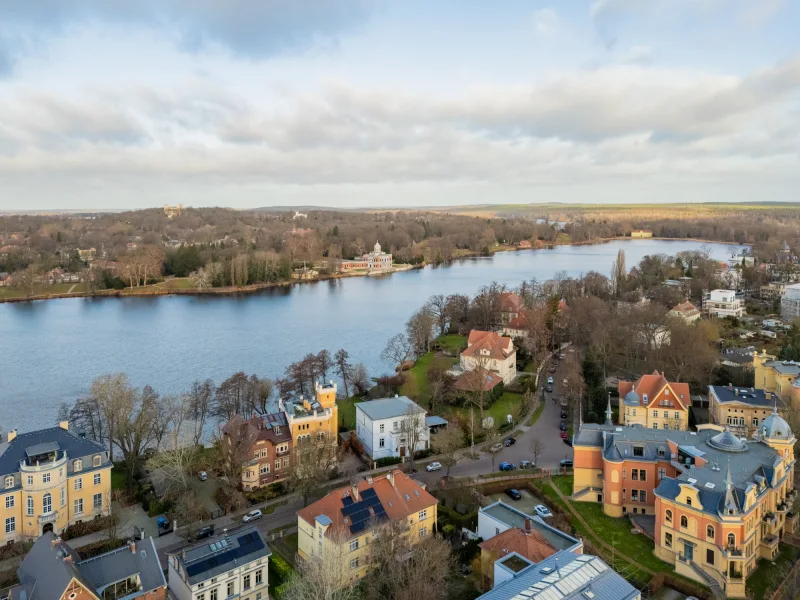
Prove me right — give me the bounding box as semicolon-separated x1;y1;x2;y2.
759;400;795;462
605;394;613;426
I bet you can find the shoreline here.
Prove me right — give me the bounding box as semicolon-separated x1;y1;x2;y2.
0;236;746;304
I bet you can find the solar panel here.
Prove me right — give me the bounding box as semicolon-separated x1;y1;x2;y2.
342;495;354;506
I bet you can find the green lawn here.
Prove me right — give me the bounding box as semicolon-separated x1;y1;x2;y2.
399;352;458;403
110;467;128;491
0;283;77;299
746;543;800;600
525;402;545;427
437;334;467;354
338;395;366;431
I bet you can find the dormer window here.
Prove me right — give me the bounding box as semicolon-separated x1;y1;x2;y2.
633;446;644;457
92;455;101;467
74;460;82;472
4;477;12;489
665;389;670;395
642;394;648;402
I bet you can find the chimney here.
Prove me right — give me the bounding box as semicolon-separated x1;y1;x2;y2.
524;518;533;532
351;484;359;501
366;475;373;484
387;470;395;488
7;430;17;442
59;421;69;430
728;383;733;390
734;388;739;396
129;540;136;554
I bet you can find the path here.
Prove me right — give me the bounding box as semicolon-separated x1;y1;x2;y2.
67;284;77;293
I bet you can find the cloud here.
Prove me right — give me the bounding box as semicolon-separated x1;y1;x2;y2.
532;8;559;37
621;45;653;65
0;0;375;73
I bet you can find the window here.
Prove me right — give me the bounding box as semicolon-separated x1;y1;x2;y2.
74;460;82;472
350;558;359;569
392;421;398;430
707;525;715;539
653;410;659;418
256;569;263;585
42;472;51;484
61;487;65;507
420;526;428;538
254;450;259;459
622;468;626;479
260;464;270;475
653;423;658;429
633;409;637;416
680;515;688;528
665;510;673;523
622;489;626;501
74;478;83;491
210;589;217;600
674;412;679;420
350;539;359;551
93;455;101;467
5;496;14;509
643;394;648;402
43;493;52;514
283;457;289;467
26;475;33;486
419;509;427;520
706;549;714;565
379;424;385;433
665;532;672;548
275;460;281;471
4;477;12;489
631;490;639;501
633;446;644;457
753;418;759;427
640;491;647;503
74;498;83;515
227;582;235;597
639;470;646;481
728;533;736;547
379;438;385;448
5;517;15;533
93;493;102;510
686;496;692;506
243;574;251;590
198;594;205;600
93;473;101;486
632;470;638;481
658;468;666;480
26;496;33;516
260;449;268;458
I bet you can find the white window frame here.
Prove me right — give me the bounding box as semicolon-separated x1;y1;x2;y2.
74;477;83;491
3;477;12;489
5;517;15;534
93;455;101;467
93;493;102;510
74;498;83;515
94;472;101;486
26;496;34;516
5;495;14;509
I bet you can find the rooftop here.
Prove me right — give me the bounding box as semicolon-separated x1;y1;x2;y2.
480;502;579;551
0;425;107;477
78;537;166;597
480;525;558;565
355;396;425;421
175;527;271;585
463;330;515;361
762;359;800;376
709;385;780;408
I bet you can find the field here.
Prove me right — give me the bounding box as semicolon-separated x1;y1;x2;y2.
0;282;78;299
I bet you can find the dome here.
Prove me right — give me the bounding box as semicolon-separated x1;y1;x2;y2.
792;377;800;389
707;428;748;452
624;390;640;406
761;412;792;440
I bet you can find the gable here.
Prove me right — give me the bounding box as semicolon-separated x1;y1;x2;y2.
648;382;689;410
61;578;100;600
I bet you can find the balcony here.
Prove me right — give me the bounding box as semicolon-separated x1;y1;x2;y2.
763;512;777;525
777;502;789;514
276;448;290;456
761;534;779;548
723;546;744;560
38;511;58;525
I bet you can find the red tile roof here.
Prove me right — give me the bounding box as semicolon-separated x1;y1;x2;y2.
618;370;690;409
480;526;557;564
499;293;522;314
463;330;514;361
453;369;504;392
670;301;700;316
506;313;530;331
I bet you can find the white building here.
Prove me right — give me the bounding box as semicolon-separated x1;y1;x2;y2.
355;396;429;460
340;241;393;272
477;501;582;551
781;283;800;320
703;289;746;318
460;330;517;385
168;527;270;600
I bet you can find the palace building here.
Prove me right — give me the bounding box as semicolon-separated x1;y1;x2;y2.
279;381;339;446
340;241;393;272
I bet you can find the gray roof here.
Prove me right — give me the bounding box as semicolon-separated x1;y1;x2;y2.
355;396;425;421
78;537;166;596
476;550;639;600
17;532;95;600
426;416;448;427
763;359;800;376
0;426;108;477
25;442;60;457
709;385;783;408
175;526;271;585
480;502;579;551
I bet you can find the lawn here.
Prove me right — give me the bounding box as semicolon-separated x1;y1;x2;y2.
399;352;458;402
110;466;128;491
437;334;467;354
272;532;299;567
525;402;545;427
746;543;800;600
338;394;366;431
0;283;77;299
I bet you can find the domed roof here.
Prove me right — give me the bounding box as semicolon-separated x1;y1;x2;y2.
707;428;748;452
792;377;800;389
624;390;640;406
761;412;793;440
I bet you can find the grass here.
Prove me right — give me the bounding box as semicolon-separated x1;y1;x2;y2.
272;532;299;567
0;283;78;299
110;467;128;491
746;543;800;600
263;499;288;515
525;402;545;427
399;352;458;402
338;394;366;431
437;334;467;354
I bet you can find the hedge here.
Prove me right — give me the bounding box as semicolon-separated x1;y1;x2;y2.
375;456;402;468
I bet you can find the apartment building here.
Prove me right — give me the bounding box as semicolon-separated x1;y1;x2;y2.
708;384;787;438
781;283;800;319
703;289;745;318
753;350;800;406
618;370;690;430
222;412;292;492
0;422;112;542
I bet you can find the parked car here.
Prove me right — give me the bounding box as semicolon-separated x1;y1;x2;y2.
499;462;516;471
157;516;170;529
560;459;573;468
243;509;263;522
198;471;208;481
549;365;557;373
196;524;215;540
505;488;522;501
559;422;568;431
560;430;568;439
504;437;516;447
547;376;554;384
563;438;573;447
534;505;553;518
426;461;442;472
490;443;503;453
560;411;568;419
559;353;566;359
519;460;534;469
546;384;553;393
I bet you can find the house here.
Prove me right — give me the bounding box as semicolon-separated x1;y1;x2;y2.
0;422;113;543
573;418;796;598
708;384;787;437
168;526;270;600
498;292;522;325
460;330;517;385
354;396;429;460
761;281;793;300
780;283;800;320
293;211;307;219
78;248;97;261
719;347;755;369
630;230;653;238
669;301;701;324
452;368;505;393
163;204;184;218
753;350;800;406
476;550;640;600
11;533;166;600
477;501;582;552
703;289;745;318
278;381;339;447
222;413;292;492
340;241;393;272
618;371;690;430
296;470;437;582
636;324;671;349
518;240;532;249
0;272;12;286
502;311;531;339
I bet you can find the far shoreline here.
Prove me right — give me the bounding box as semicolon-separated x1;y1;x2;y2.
0;235;747;304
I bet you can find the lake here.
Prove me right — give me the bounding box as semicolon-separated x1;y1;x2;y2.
0;239;743;432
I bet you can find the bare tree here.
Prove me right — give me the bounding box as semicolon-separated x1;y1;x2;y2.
218;416;260;486
146;445;199;497
426;294;449;336
350;363;370;395
213;372;251;420
90;373;137;459
406;306;436;357
248;375;274;415
334;348;352;399
399;404;427;470
114;385;160;484
530;438;543;467
382;333;413;370
433;424;463;477
283;529;361;600
188;379;214;446
288;433;339;507
611;249;627;297
485;423;502;472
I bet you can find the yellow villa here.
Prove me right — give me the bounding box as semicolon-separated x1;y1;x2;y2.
754;350;800;406
279;381;339;445
0;422;112;542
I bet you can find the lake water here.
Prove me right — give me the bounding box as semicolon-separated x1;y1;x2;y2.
0;239;743;432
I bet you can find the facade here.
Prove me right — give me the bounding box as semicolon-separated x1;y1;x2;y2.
753;350;800;406
279;381;339;446
296;470;437;583
703;289;745;318
163;204;184;218
502;310;531;339
761;281;793;300
0;422;112;543
669;301;701;324
354;396;429;460
708;385;786;438
340;241;393;272
780;283;800;320
222;413;292;492
719;347;755;370
498;292;523;325
618;371;690;430
476;550;640;600
12;533;166;600
630;230;653;238
460;330;517;385
573;419;796;598
168;527;271;600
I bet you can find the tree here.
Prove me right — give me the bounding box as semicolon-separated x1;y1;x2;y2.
13;263;38;298
146;445;199;497
433;424;463;477
114;385;160;484
351;363;370;396
779;322;800;361
611;249;627;297
399;404;427;470
248;375;274;415
282;529;361;600
213;372;251;420
444;293;470;333
288;433;339;507
406;306;436;357
530;438;543;467
382;333;412;370
334;348;352;399
426;365;452;414
485;423;502;472
218;416;260;487
188;379;215;446
89;374;136;459
426;294;449;337
469;282;504;330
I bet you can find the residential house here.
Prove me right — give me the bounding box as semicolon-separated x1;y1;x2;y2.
780;283;800;320
703;289;745;318
278;381;339;447
11;533;166;600
669;301;701;324
168;527;270;600
0;422;113;542
293;211;307;219
753;350;800;406
573;419;796;598
296;470;438;582
618;371;690;430
760;281;793;300
630;230;653;238
518;240;532;249
339;241;393;272
354;396;429;460
708;385;787;437
222;413;292;492
719;347;755;370
163;204;184;218
78;248;97;261
502;310;531;339
498;292;522;325
460;330;517;385
475;550;640;600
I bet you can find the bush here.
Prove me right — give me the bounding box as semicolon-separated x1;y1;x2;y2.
147;498;174;518
77;538;126;560
413;448;433;460
246;482;287;505
375;456;402;468
269;553;294;585
437;505;478;530
62;515;118;540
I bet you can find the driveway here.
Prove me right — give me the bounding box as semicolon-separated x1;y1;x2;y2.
484;488;544;514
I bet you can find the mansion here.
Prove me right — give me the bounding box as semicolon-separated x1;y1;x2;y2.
618;371;690;430
340;241;393;272
754;350;800;406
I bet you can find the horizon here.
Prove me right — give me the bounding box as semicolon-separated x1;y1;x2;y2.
1;1;799;210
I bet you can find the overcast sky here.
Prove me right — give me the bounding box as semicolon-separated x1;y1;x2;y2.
0;0;798;210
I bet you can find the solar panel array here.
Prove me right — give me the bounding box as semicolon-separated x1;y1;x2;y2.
340;487;388;534
185;532;266;578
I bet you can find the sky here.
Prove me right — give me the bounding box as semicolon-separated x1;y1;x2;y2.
0;0;799;210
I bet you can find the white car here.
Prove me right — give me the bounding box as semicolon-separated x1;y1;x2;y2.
243;509;263;522
546;376;554;385
426;462;442;472
534;505;553;518
198;471;208;481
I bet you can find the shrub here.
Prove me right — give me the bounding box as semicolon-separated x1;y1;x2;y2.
77;538;126;560
269;553;294;585
147;498;174;518
62;515;118;540
375;456;402;468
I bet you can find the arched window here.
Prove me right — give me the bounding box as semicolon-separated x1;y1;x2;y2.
727;533;735;547
680;515;688;528
26;496;34;516
665;510;673;523
686;496;692;506
43;493;52;514
707;525;714;539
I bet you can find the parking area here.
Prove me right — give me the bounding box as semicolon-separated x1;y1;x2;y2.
485;488;544;515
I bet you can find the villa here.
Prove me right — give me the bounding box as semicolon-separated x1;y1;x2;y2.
340;241;393;272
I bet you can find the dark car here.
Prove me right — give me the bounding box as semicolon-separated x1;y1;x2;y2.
196;524;215;540
505;488;522;501
499;462;516;471
559;422;568;431
504;437;516;447
560;459;573;468
562;438;573;447
546;384;553;393
560;411;568;419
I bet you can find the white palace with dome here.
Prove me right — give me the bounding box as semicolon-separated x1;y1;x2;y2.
340;241;393;273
